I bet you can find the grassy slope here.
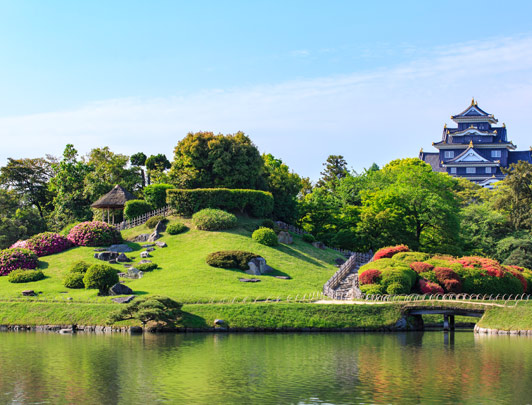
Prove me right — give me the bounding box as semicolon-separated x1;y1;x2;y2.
477;302;532;330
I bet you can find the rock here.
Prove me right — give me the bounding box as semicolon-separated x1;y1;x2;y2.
312;241;326;249
277;231;293;244
108;259;117;264
131;234;150;243
109;283;134;295
123;263;132;268
146;247;155;252
94;248;107;252
59;329;74;334
112;295;135;304
138;259;152;264
154;220;166;233
96;251;119;261
335;258;346;266
214;319;225;326
155;241;167;248
116;253;131;262
140;251;150;258
275;276;291;280
22;290;36;297
127;268;144;279
246;257;268;275
108;244;134;253
147;230;160;242
141;244;155;248
239;278;261;283
130;326;143;333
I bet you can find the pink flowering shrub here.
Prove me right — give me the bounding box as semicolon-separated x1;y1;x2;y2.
10;240;28;249
14;232;72;257
0;248;39;276
410;262;434;273
373;245;410;261
67;221;122;247
418;279;444;295
359;269;382;285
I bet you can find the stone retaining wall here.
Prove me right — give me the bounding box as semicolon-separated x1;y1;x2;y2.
474;325;532;336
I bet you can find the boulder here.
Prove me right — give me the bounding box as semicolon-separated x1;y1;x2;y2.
239;278;261;283
22;290;36;296
109;283;134;295
123;263;132;268
154;220;166;233
108;244;134;253
146;247;155;252
275;275;291;280
127;268;144;279
246;257;268;275
312;241;326;250
155;241;167;248
277;231;293;244
214;319;225;326
140;251;150;258
138;259;152;264
112;295;135;304
96;251;119;261
131;234;150;243
141;244;155;248
108;259;117;264
116;253;132;262
147;230;160;242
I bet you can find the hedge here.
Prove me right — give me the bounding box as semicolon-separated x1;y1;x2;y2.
192;209;238;231
206;251;259;270
124;200;153;220
143;184;174;209
167;188;274;217
8;269;45;283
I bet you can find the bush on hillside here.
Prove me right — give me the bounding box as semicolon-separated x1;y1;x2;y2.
8;269;44;283
418;279;444;295
410;262;434;273
0;248;39;276
136;263;158;272
145;215;167;229
14;232;72;257
360;284;386;295
206;251;259;270
167;188;274;217
83;263;119;295
358;269;382;285
67;221;122;247
192;209;237;231
143;184;174;209
167;223;188;235
260;219;275;229
64;272;85;289
373;245;410;261
60;222;81;237
302;233;316;243
252;227;278;247
124;200;153;220
108;295;183;327
392;252;430;264
70;261;91;274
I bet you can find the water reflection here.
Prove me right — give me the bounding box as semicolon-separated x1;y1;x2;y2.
0;331;530;404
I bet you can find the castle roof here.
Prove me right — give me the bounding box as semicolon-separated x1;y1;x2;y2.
451;99;498;124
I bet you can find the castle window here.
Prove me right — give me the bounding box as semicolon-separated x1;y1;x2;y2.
450;167;457;174
466;167;476;174
485;167;492;174
444;151;454;158
491;150;501;158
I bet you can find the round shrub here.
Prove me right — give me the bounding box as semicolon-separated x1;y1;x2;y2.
386;282;410;295
442;279;461;293
381;269;417;291
70;261;90;274
392;252;430;264
145;215;167;229
410;262;434;273
418;279;444;295
136;263;158;272
167;223;188;235
10;240;27;249
419;271;438;283
360;284;386;295
124;200;153;220
252;227;278;247
206;251;259;270
8;269;44;283
373;245;410;261
358;269;382;285
192;209;237;231
0;248;39;276
434;267;461;288
22;232;72;257
83;263;119;295
260;219;275;229
64;272;85;289
302;233;316;243
67;221;122;247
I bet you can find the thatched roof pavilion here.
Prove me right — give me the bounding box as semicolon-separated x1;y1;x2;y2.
91;184;136;223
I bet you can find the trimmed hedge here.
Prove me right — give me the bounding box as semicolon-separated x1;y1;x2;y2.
252;227;278;247
167;223;188;235
64;272;85;289
373;245;410;261
192;209;237;231
136;263;158;272
145;215;166;229
206;251;259;270
124;200;153;220
70;261;90;274
0;248;39;276
8;269;44;283
67;221;122;247
143;184;174;209
167;188;274;217
83;264;119;295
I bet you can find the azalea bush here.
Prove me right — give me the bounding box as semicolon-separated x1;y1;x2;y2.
358;269;382;285
67;221;122;247
11;232;72;257
373;245;410;261
0;248;39;276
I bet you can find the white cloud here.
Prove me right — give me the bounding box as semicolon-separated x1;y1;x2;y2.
2;35;532;179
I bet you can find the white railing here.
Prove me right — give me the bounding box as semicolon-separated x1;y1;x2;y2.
115;205;174;231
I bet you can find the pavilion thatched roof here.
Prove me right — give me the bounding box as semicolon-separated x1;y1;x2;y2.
91;185;136;209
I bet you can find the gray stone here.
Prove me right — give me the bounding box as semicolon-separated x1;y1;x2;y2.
155;241;167;248
335;258;346;266
59;328;74;334
94;248;107;252
312;241;326;249
246;257;267;275
138;259;152;264
154;220;166;233
112;295;135;304
96;251;119;261
147;230;160;242
239;278;261;283
108;259;117;264
214;319;225;326
109;283;134;295
22;290;36;297
108;244;133;253
127;268;144;279
116;253;131;262
277;231;293;245
146;247;155;252
131;234;150;243
140;251;150;258
141;244;155;248
275;276;291;280
123;263;132;268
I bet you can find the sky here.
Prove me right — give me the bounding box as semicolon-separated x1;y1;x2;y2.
1;1;532;180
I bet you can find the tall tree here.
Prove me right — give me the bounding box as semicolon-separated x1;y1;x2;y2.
317;155;348;190
130;152;147;188
145;154;171;185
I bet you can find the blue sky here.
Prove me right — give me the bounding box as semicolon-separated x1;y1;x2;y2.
1;1;532;179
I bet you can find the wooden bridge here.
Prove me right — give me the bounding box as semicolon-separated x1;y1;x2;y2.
404;306;485;331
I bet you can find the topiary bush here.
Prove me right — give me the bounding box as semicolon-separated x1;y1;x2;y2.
167;223;188;235
418;279;444;295
410;262;434;273
392;252;430;264
360;284;386;295
8;269;44;283
136;263;158;272
358;269;382;285
124;200;153;220
64;272;85;289
145;215;167;229
252;227;278;247
206;251;259;270
83;263;119;295
0;248;39;276
70;261;91;274
16;232;72;257
386;282;410;295
143;184;174;209
192;209;238;231
302;233;316;243
373;245;410;261
67;221;122;247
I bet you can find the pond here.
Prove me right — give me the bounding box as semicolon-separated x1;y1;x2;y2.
0;331;531;404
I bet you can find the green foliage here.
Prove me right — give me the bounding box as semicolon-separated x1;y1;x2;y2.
495;161;532;231
169;131;265;190
206;251;259;270
143;184;174;209
136;263;158;272
252;227;279;247
192;209;237;231
108;295;183;326
145;154;171;185
504;249;532;269
63;272;85;288
360;284;386;295
145;215;167;229
70;261;90;274
83;264;119;295
496;237;532;269
316;155;348;190
261;219;275;229
167;188;274;218
386;282;409;295
392;251;430;264
302;233;316;243
124;200;153;220
167;222;188;235
8;269;44;283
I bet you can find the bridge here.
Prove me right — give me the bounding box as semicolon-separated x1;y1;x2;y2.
404;306;485;331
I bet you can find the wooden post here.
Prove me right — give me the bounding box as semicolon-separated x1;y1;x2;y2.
450;315;455;331
443;314;449;331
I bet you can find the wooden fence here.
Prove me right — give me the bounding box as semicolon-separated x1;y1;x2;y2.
115;205;175;231
322;252;373;300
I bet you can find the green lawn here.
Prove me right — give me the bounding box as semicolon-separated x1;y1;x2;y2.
0;216;343;304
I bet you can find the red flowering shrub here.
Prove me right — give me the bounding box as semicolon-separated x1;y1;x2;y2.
373;245;410;261
13;232;72;257
359;269;382;285
506;265;524;272
419;279;444;295
434;267;459;281
410;262;434;273
67;221;122;247
0;248;39;276
509;270;527;293
442;279;461;293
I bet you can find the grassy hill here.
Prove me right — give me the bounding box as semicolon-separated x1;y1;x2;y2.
0;216;343;304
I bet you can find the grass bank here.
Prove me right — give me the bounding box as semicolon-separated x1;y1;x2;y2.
477;302;532;331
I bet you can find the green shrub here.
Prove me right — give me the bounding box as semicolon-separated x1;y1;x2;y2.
64;272;85;289
8;269;44;283
167;188;274;217
108;295;183;327
70;261;90;274
359;258;411;274
145;215;167;229
60;222;81;237
192;209;237;231
143;184;174;209
252;227;278;247
167;223;188;235
206;251;259;270
380;268;417;293
83;264;119;295
360;284;386;295
392;252;430;264
302;233;316;243
136;263;158;272
419;271;438;283
386;282;410;295
124;200;153;220
261;219;275;229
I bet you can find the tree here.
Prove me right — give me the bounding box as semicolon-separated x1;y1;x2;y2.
169;131;265;189
108;296;183;327
145;154;171;185
317;155;348;190
130;152;147;188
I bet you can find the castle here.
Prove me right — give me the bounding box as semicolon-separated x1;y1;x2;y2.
419;100;532;187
